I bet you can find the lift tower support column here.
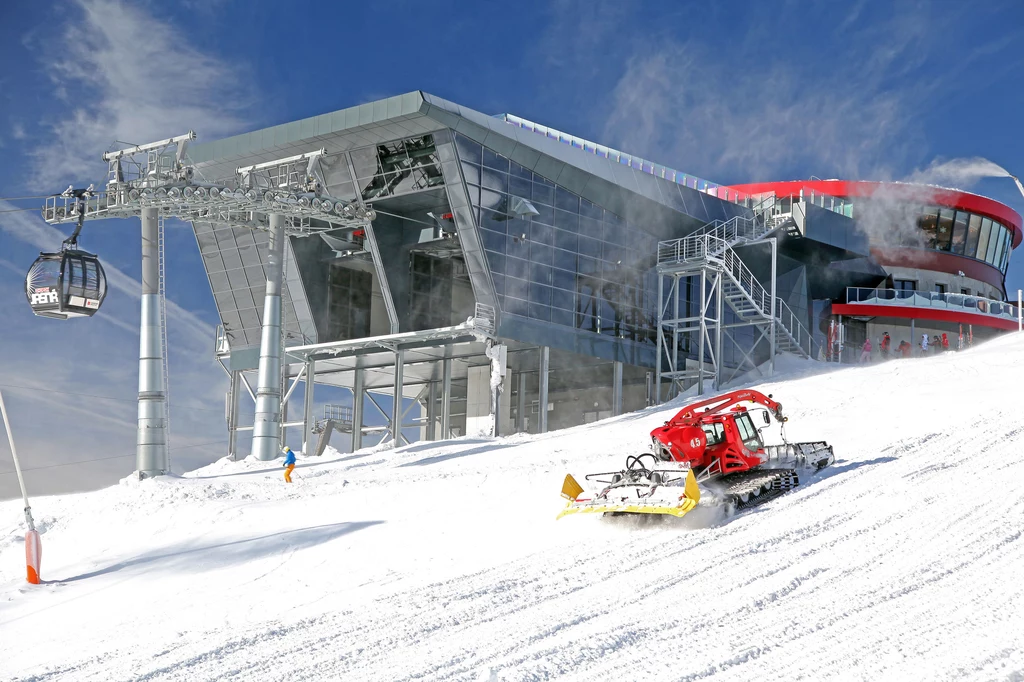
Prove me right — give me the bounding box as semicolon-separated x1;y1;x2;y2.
251;213;286;461
137;207;169;477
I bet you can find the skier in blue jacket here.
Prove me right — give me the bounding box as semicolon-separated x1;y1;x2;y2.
283;446;296;483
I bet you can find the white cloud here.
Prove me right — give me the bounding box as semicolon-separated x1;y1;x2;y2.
592;2;1008;183
11;123;26;140
27;0;252;190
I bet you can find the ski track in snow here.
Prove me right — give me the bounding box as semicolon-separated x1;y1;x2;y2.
2;337;1024;681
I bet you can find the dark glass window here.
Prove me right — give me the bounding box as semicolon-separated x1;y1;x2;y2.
480;167;508;194
580;199;603;220
408;254;453;331
506;256;530;281
453;139;658;339
481;146;509;172
509;176;532;199
965;214;983;257
894;279;916;292
554;209;578;232
976;219;992;262
454;133;481;165
986;225;1002;264
555;186;579;212
917;208;939;249
935;209;955;251
951;211;969;254
529;282;551;305
531;243;554;267
934;283;946;294
993;228;1006;269
327;266;372;341
554;229;577;253
505;276;529;301
461;162;480;186
532;177;554;206
509;162;531;181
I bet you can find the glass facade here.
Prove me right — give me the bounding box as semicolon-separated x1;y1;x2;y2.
903;205;1014;273
454;133;659;343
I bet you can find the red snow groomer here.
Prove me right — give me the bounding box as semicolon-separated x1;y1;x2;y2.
558;389;834;519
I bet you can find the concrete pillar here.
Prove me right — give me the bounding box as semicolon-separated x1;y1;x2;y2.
251;214;285;461
612;361;623;416
351;367;364;452
440;357;452;440
227;370;240;461
910;318;915;357
466;364;491;436
391;348;404;446
539;346;549;433
302;356;315;454
137;207;168;477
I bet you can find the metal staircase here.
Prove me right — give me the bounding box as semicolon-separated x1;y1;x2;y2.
654;204;816;399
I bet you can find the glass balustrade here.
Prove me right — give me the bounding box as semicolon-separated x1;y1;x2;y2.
845;287;1019;324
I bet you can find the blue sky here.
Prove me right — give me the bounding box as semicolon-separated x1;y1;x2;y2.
1;0;1022;498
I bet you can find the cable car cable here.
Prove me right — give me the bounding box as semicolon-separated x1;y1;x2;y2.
0;439;229;476
0;382;226;416
0;194;51;202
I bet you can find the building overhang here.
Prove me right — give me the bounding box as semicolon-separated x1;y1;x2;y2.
832;303;1018;331
728;179;1022;248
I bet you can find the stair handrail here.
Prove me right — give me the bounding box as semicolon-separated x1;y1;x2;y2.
709;236;817;357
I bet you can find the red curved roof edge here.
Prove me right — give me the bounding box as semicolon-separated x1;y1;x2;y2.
830;303;1019;332
728;180;1022;249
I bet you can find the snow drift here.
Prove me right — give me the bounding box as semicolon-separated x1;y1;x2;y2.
2;335;1023;681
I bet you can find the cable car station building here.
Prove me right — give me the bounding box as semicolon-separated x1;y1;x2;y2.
175;92;1021;456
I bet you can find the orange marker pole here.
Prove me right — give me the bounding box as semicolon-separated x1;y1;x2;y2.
0;388;40;584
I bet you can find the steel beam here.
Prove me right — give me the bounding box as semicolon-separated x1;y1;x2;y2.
517;371;527;432
303;357;315;454
137;207;168;477
250;213;285;461
770;237;777;376
612;361;623;416
715;272;724;390
426;380;437;441
391;349;404;446
351;367;364;452
441;357;452;440
227;370;240;461
538;346;549;433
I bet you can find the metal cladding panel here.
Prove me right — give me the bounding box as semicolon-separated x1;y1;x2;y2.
507;142;542;170
803;203;870;256
191;220;307;351
481;129;518;158
437;140;499;320
496;313;656;368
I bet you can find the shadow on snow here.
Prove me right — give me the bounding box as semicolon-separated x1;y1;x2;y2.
57;521;383;583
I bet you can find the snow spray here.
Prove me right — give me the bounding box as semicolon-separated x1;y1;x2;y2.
0;388;41;584
907;157;1012;187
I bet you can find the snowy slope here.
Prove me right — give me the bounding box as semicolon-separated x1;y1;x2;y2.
2;336;1023;681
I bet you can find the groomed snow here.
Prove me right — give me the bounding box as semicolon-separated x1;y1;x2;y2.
2;335;1023;681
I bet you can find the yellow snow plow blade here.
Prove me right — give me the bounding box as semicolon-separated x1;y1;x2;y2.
561;474;584;501
557;469;701;519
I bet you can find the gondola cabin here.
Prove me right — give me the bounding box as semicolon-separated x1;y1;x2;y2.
25;250;107;319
